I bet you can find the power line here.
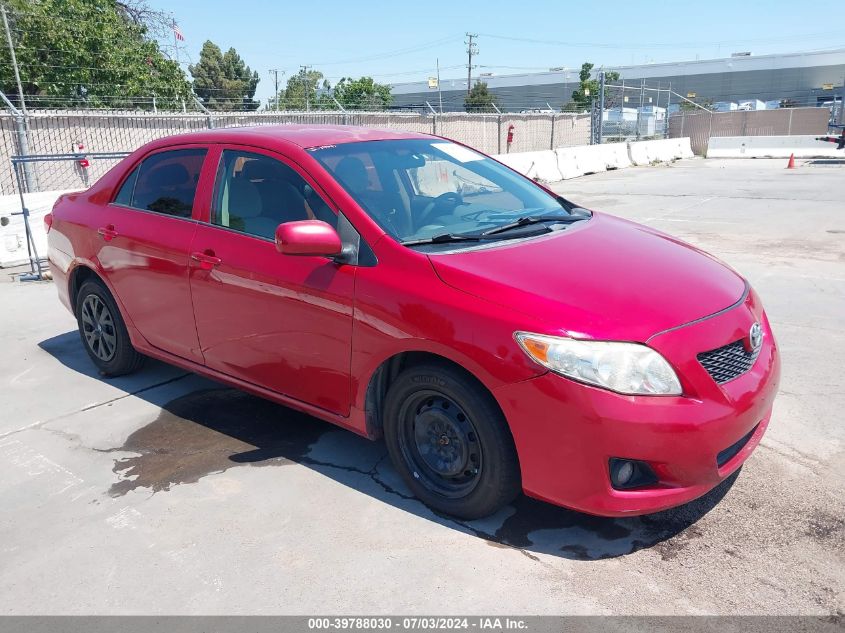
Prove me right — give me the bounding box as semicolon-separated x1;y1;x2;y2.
308;35;462;66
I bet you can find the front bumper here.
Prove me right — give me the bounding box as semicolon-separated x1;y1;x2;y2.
494;288;781;517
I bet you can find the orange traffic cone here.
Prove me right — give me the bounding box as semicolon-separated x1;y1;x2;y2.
786;153;796;169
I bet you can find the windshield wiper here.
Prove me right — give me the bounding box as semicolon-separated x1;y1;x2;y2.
480;213;588;237
401;233;483;246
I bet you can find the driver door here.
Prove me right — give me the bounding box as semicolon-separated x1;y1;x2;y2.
188;145;355;416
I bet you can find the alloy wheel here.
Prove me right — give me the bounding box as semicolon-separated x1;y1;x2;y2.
80;293;117;362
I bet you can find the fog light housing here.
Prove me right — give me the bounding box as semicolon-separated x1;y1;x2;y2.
609;458;658;490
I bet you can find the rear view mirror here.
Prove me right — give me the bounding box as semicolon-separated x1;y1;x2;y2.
399;153;426;169
275;220;343;258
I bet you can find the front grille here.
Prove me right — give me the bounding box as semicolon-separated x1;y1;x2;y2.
716;424;759;467
697;339;760;384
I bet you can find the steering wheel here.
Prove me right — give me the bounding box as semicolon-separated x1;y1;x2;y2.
417;192;463;228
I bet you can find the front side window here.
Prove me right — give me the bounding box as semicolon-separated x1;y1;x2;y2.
211;150;337;240
119;148;207;218
309;139;582;249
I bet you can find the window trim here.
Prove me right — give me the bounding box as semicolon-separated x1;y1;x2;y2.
202;144;342;241
108;144;210;221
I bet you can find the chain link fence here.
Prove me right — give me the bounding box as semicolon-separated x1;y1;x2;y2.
598;81;674;143
667;107;832;155
1;102;835;193
0;108;592;195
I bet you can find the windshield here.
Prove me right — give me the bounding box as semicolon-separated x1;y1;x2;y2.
309;138;580;247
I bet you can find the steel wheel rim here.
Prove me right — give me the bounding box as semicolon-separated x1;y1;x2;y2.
397;390;482;499
80;294;117;362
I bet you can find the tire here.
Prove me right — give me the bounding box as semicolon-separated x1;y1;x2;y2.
75;278;144;377
383;362;521;520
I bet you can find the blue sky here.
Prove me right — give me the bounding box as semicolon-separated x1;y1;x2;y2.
150;0;843;105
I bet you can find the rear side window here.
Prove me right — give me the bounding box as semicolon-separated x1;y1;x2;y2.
114;166;139;206
116;149;207;218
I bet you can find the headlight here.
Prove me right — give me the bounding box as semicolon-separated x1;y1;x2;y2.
514;332;682;396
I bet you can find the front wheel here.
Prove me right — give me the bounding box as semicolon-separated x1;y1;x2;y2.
383;363;521;519
75;278;144;377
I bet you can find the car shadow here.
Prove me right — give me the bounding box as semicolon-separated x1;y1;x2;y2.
39;330;739;561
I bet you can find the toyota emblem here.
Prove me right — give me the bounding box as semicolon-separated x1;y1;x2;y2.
749;322;763;352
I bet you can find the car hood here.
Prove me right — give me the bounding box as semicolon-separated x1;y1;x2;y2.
428;213;747;342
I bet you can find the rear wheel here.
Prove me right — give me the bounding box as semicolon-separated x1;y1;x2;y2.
383;363;521;519
75;278;144;376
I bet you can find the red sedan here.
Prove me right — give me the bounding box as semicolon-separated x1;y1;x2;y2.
46;126;780;519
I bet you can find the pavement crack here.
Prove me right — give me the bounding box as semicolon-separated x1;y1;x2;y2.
0;373;193;442
80;373;192;412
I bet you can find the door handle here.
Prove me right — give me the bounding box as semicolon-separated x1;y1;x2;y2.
97;225;118;241
191;250;222;269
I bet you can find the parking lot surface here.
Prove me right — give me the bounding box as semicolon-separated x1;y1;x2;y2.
0;158;842;615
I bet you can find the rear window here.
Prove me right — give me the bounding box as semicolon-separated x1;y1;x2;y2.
114;148;207;218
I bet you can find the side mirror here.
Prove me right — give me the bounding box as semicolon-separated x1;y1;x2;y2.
275;220;343;258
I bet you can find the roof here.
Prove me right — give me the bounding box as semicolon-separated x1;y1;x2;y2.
151;124;430;149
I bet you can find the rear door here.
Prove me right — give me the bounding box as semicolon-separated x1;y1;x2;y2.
97;146;211;363
188;145;355;415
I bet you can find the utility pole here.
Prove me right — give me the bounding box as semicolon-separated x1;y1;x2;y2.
1;4;26;113
269;68;284;110
465;33;477;96
300;65;312;111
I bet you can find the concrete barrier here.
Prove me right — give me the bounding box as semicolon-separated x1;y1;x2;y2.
0;191;69;268
496;137;695;183
706;135;842;159
596;143;633;169
627;138;692;165
493;150;562;182
555;146;607;179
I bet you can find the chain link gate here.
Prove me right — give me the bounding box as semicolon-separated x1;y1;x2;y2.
7;151;129;280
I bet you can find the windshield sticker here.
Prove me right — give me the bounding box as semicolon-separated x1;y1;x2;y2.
432;142;484;163
307;145;336;152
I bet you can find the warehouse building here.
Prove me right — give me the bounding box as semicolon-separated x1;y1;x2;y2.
390;48;845;112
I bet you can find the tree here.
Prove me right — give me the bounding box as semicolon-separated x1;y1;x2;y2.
0;0;192;109
189;41;259;111
679;97;713;112
277;68;332;110
464;81;498;113
333;76;392;110
563;63;620;112
115;0;174;40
